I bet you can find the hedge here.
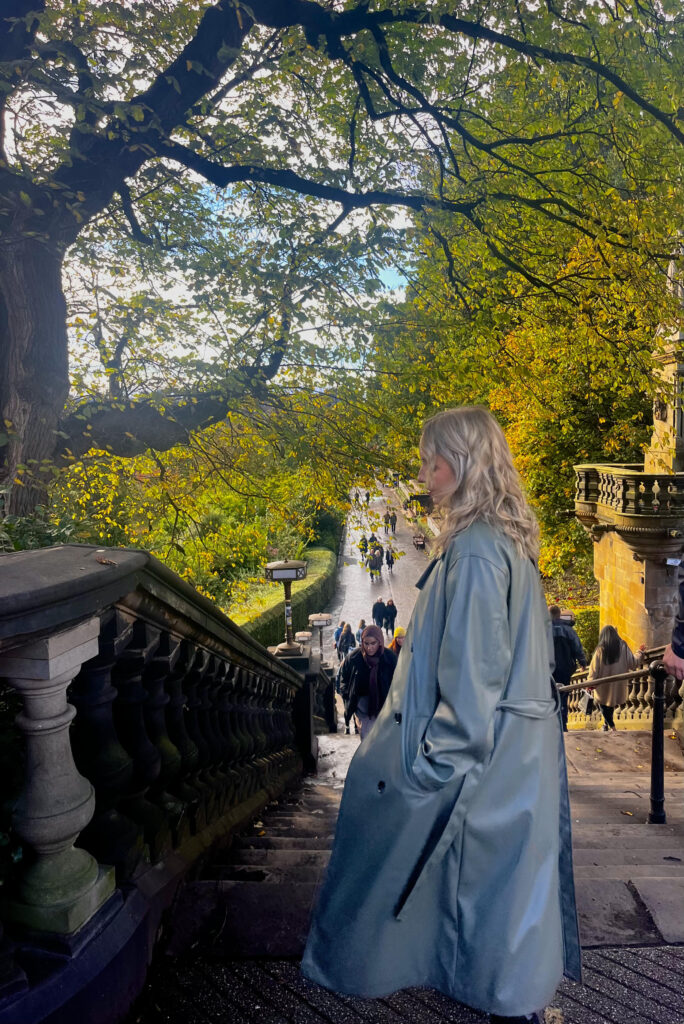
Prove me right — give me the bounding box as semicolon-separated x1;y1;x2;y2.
231;547;338;648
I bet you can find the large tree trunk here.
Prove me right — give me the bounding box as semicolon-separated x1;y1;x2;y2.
0;239;69;516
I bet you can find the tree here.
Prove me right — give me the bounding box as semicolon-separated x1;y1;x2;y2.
3;0;684;514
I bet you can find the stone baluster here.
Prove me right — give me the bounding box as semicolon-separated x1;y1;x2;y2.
639;671;655;725
111;620;171;862
164;640;204;833
142;633;189;847
69;609;145;881
183;650;218;823
0;619;115;934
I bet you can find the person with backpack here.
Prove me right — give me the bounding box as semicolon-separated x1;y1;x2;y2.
333;620;345;663
549;605;587;731
337;622;356;660
385;547;395;573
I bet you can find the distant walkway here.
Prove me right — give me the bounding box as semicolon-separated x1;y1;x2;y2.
324;484;429;661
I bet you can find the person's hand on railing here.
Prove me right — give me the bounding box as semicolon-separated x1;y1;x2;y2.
663;643;684;681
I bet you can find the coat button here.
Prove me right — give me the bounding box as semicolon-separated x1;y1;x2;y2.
377;780;386;793
394;712;402;724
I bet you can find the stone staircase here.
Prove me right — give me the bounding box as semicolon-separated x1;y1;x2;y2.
165;764;684;962
166;782;341;958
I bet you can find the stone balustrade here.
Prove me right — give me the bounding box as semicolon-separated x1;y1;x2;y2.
565;663;684;732
0;544;325;1023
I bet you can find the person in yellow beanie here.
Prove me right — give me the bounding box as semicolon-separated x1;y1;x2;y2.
389;626;406;657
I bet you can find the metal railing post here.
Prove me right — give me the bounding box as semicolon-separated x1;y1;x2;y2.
648;662;667;824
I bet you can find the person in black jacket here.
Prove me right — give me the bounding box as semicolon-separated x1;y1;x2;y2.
338;625;397;738
664;572;684;680
371;597;386;630
383;598;398;637
549;605;587;731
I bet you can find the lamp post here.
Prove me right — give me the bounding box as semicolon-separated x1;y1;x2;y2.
264;559;308;654
308;613;332;656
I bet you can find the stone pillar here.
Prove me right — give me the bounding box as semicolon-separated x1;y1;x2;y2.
0;618;115;934
593;531;680;649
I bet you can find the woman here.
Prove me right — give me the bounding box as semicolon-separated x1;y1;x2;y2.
388;625;406;657
586;625;641;731
302;406;581;1023
383;598;398;637
337;625;397;739
337;622;356;660
333;620;345;663
355;619;366;644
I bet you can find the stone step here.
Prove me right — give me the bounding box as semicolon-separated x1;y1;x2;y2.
573;847;684;866
165;881;318;958
209;864;319;883
574;863;684;879
229;848;331;867
253;812;339;826
233;835;333;850
571;823;684;842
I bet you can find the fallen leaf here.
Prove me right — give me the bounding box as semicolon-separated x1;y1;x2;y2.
96;556;117;566
258;829;266;836
621;810;634;816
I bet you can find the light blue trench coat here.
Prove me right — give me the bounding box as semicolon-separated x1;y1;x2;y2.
301;522;582;1016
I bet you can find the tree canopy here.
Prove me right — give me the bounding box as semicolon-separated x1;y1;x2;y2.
2;0;684;527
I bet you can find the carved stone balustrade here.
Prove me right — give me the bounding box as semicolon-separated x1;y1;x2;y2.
0;543;322;1024
574;463;684;653
574;463;684;559
565;663;683;732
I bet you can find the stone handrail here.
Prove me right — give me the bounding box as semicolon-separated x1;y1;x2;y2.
559;650;683;731
0;544;319;1022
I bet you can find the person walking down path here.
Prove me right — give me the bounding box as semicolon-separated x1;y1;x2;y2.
586;625;643;732
550;605;587;731
367;548;383;582
385;547;395;573
383;510;391;534
303;406;581;1024
371;597;386;631
337;622;356;660
389;510;397;533
333;620;345;663
355;619;366;643
336;625;397;740
383;598;397;638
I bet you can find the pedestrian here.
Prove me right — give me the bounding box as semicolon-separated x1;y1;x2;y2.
389;510;397;533
365;490;370;505
383;598;397;637
367;547;383;581
333;620;345;663
389;625;406;657
585;625;642;732
336;625;397;738
354;490;360;503
383;510;391;534
368;532;382;556
302;405;581;1023
664;574;684;681
371;596;386;630
385;547;395;573
355;619;366;644
358;535;368;560
337;622;356;660
549;605;587;731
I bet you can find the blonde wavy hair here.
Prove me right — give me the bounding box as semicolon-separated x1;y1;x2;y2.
420;406;539;562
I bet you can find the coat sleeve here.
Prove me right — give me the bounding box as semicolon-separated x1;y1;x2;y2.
410;553;512;792
571;627;587;667
586;649;601;682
